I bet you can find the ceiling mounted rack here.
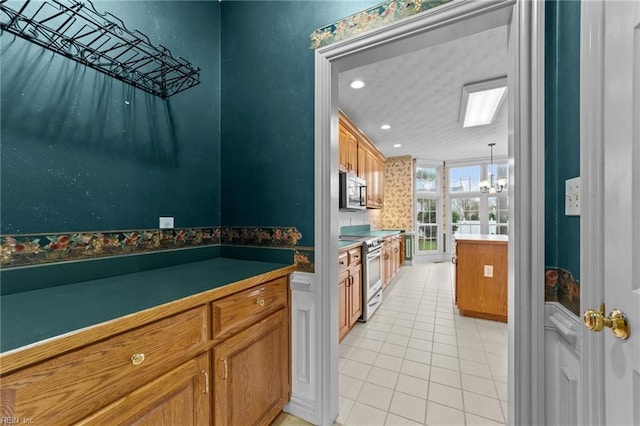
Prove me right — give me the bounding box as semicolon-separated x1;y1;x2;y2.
0;0;201;99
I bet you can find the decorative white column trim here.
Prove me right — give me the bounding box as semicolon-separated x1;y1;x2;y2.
285;271;320;423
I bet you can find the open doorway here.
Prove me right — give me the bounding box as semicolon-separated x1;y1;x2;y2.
313;1;545;424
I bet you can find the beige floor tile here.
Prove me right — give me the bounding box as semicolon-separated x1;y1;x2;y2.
403;347;431;365
407;337;432;352
367;366;400;389
489;365;508;383
400;359;431;380
357;337;384;352
427;382;464;410
366;329;389;342
357;382;394;411
389;324;413;337
341;359;373;381
368;321;394;333
461;373;498;398
345;401;388;426
463;391;505;423
386;333;410;347
410;328;433;341
465;412;506;425
395;373;429;399
432;342;459;358
341;333;361;347
430;353;460;372
380;342;408;358
459;358;492;379
495;380;508;401
432;332;458;346
389;391;427;424
384;413;422;425
339;374;364;400
336;397;355;425
374;353;404;372
425;401;466;426
429;366;462;388
349;348;379;365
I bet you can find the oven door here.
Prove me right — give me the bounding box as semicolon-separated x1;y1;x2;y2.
365;247;382;298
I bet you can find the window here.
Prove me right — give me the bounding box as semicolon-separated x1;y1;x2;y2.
448;162;508;249
416;198;438;251
415;165;440;253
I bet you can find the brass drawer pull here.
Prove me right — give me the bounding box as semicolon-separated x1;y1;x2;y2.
202;370;209;393
257;298;265;307
221;358;228;380
131;353;145;366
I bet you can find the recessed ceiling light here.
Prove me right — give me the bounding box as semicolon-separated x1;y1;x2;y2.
350;80;365;89
381;124;391;130
393;144;402;148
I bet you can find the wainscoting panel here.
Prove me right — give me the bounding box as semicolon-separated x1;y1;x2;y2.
286;272;319;423
544;302;582;426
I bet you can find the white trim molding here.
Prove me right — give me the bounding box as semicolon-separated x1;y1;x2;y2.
579;1;606;425
315;0;545;424
285;272;320;423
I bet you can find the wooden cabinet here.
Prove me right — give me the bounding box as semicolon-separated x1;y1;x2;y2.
214;310;289;426
454;235;508;322
399;234;405;267
338;246;363;341
77;352;210;425
339;110;386;208
382;235;402;289
0;306;208;424
0;275;292;425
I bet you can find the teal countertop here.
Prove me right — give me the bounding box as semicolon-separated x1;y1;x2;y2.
0;257;292;353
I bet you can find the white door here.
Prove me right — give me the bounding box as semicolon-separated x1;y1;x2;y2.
583;1;640;424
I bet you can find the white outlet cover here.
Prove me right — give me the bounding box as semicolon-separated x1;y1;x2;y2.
565;177;581;216
484;265;494;278
159;216;174;229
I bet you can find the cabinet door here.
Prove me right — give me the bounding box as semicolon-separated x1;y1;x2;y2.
347;133;358;173
348;267;362;326
77;353;210;425
357;143;367;179
339;124;350;172
214;310;289;426
338;269;350;341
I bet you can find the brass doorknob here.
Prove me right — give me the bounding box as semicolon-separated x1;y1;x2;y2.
583;304;630;340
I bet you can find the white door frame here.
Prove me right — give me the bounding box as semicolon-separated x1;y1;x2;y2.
313;0;545;424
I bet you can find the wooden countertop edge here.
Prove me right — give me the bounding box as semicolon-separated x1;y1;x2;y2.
0;264;295;375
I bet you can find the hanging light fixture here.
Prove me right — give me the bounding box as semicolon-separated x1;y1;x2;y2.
478;143;507;193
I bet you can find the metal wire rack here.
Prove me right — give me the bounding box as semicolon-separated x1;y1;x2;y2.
0;0;201;99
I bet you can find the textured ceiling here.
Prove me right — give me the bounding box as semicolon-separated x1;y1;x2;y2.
338;25;509;162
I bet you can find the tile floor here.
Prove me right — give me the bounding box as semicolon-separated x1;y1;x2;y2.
336;259;508;426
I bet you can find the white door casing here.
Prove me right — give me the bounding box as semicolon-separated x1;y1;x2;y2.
314;0;545;424
581;1;640;425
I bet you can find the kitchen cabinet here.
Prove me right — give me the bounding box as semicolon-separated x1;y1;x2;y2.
382;235;402;289
339;110;386;208
338;246;363;341
454;235;508;322
399;234;406;267
0;274;291;425
78;352;211;425
214;310;289;426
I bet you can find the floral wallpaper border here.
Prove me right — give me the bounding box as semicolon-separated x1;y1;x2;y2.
545;267;580;316
310;0;453;49
0;227;315;271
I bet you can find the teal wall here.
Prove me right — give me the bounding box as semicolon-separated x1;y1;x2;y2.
219;1;376;247
1;1;221;234
544;0;581;278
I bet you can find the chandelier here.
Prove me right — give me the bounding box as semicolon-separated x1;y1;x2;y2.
478;143;507;194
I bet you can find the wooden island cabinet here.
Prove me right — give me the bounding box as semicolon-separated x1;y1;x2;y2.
454;235;508;322
0;272;293;426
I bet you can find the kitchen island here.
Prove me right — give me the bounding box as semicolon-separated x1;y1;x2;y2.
454;234;508;322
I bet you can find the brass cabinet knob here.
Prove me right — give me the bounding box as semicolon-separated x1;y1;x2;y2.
131;353;146;366
583;304;630;340
257;298;265;307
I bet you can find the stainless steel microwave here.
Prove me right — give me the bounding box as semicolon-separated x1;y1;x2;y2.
339;172;367;210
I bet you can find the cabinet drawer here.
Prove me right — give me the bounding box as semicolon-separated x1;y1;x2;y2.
212;277;288;340
1;306;208;424
348;248;362;266
338;252;348;273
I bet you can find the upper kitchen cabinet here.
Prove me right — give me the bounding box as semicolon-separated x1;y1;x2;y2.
338;110;386;209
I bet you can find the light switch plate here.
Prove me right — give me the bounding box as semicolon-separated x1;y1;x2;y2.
565;177;581;216
159;216;174;229
484;265;494;278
